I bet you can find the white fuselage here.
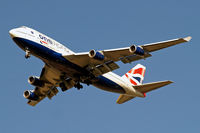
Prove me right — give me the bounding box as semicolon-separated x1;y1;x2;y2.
9;26;141;97
10;26;73;55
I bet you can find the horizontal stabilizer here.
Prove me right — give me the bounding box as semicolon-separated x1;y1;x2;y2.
134;80;173;93
116;94;135;104
116;80;173;104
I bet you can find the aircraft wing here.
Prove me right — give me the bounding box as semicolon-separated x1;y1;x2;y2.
141;36;191;52
64;36;191;76
26;65;70;106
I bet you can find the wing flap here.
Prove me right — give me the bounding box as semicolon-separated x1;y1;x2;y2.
27;86;59;106
120;53;152;64
27;100;38;106
134;80;173;93
46;87;59;99
27;96;45;106
116;94;135;104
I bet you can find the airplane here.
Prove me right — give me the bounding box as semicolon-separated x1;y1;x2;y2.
9;26;191;106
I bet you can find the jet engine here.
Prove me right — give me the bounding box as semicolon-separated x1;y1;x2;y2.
28;76;44;87
89;50;104;60
129;45;145;56
23;90;39;100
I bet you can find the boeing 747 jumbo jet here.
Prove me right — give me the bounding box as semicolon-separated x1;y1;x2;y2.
9;26;191;106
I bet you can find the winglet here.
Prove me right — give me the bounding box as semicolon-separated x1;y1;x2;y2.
183;36;192;42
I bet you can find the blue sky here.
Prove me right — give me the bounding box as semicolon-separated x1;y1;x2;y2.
0;0;199;132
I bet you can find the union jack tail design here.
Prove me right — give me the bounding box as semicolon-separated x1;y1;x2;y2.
122;64;146;86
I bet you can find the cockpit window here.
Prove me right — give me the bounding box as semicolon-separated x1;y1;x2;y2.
31;31;34;34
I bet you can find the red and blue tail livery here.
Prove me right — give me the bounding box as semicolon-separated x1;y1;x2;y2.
123;64;146;85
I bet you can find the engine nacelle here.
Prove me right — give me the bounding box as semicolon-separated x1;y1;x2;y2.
129;45;145;56
23;90;39;100
28;76;44;87
89;50;104;60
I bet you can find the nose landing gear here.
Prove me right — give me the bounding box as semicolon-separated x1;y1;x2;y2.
25;48;31;59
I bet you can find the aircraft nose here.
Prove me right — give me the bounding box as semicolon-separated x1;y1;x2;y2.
9;29;17;38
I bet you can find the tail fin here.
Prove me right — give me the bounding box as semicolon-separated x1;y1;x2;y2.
122;64;146;85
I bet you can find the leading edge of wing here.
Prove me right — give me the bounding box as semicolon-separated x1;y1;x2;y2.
63;36;191;68
141;36;192;52
71;36;191;55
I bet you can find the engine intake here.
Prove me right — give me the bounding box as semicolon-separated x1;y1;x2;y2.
23;90;39;100
28;76;44;87
129;45;145;56
89;50;104;60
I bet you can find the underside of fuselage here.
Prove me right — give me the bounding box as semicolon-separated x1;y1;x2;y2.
13;37;88;77
12;37;126;94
